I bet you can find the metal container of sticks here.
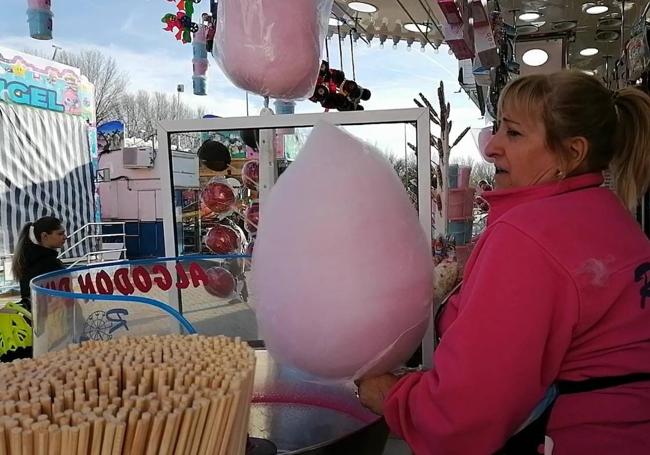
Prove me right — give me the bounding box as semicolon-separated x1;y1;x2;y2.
248;350;389;455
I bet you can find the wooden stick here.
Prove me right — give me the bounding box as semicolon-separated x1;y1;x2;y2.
9;426;22;455
187;399;209;455
77;422;90;455
47;425;60;455
157;411;178;455
129;412;151;455
89;417;105;455
111;422;126;455
60;425;71;454
100;419;115;455
215;394;235;455
122;409;139;455
34;425;48;455
172;407;194;455
145;411;167;455
0;426;6;455
22;429;33;455
69;426;79;455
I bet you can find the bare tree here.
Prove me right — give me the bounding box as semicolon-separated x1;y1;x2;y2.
117;90;206;150
56;50;129;125
387;154;418;204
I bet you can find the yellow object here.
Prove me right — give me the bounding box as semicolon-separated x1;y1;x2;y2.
0;302;33;357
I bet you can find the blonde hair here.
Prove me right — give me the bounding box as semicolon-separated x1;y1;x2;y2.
498;71;650;211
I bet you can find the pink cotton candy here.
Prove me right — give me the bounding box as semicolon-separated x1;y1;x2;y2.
213;0;333;100
252;122;433;380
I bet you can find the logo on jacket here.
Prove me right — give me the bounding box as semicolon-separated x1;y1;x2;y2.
634;262;650;309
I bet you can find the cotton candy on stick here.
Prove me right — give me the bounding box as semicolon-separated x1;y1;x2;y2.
252;122;433;380
213;0;333;99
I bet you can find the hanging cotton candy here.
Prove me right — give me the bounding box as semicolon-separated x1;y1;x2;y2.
252;122;433;380
213;0;333;99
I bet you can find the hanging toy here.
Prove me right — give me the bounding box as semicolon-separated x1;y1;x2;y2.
162;0;201;44
26;0;53;40
192;24;210;95
309;61;371;111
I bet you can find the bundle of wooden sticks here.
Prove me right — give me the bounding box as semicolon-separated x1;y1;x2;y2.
0;335;256;455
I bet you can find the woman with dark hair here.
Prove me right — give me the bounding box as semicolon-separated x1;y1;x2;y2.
11;216;66;309
1;217;65;362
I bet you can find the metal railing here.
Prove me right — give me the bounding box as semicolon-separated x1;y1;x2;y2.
59;222;128;268
1;222;130;291
0;253;15;294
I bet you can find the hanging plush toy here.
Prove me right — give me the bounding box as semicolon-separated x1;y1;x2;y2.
162;0;201;44
310;61;372;111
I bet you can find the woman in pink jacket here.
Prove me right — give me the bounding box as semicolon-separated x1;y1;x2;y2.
357;71;650;454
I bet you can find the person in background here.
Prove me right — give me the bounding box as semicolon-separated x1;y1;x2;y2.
357;71;650;454
1;217;66;362
11;216;66;310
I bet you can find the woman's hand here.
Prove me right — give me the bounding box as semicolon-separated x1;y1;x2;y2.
356;373;400;415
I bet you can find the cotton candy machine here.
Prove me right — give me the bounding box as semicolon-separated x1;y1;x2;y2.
246;349;389;455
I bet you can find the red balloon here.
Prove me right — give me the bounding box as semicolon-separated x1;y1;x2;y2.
244;202;260;233
242;160;259;190
201;181;236;214
205;224;241;254
204;266;237;298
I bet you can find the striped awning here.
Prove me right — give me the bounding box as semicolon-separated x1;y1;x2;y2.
0;102;95;257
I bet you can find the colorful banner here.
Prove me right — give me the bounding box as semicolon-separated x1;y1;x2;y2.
97;120;125;152
0;46;96;126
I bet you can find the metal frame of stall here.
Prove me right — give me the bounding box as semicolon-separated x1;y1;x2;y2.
156;107;435;368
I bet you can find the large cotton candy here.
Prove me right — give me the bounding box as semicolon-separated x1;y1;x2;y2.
213;0;333;99
252;122;433;380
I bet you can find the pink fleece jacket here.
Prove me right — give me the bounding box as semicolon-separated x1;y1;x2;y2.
384;173;650;455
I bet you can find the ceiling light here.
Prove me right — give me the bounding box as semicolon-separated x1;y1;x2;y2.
329;17;344;26
585;4;609;14
404;23;431;33
522;48;549;66
348;1;377;13
582;70;595;75
519;11;541;21
580;47;599;56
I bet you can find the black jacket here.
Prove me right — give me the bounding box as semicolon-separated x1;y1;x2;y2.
19;242;64;304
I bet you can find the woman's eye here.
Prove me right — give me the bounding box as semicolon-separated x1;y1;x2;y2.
506;129;521;137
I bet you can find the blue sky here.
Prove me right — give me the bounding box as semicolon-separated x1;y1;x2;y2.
1;0;485;161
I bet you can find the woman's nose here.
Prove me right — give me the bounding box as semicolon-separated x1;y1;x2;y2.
483;133;502;162
478;127;497;162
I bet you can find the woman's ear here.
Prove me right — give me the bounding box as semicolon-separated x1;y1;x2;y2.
563;136;589;174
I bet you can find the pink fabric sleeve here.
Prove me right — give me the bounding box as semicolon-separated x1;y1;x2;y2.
437;293;460;336
383;223;580;455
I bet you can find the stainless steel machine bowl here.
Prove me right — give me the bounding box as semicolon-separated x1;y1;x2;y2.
248;349;389;454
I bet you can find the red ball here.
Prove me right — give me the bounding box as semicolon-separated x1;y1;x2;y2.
244;202;260;233
242;160;259;190
201;181;236;214
205;224;241;254
204;266;237;298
